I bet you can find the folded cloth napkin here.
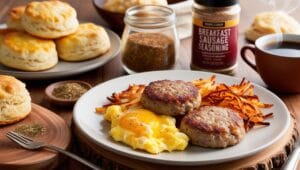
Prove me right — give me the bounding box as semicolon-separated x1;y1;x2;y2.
169;0;193;39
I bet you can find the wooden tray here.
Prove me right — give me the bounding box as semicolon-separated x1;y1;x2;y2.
74;116;298;170
0;103;71;170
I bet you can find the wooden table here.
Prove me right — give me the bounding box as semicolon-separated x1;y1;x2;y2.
1;0;300;169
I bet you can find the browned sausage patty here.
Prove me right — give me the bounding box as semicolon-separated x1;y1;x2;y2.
180;106;245;148
140;80;201;116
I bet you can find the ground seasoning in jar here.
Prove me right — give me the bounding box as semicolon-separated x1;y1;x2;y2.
52;83;88;100
122;32;175;72
14;123;45;138
191;0;241;74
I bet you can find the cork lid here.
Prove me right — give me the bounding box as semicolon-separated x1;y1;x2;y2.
194;0;238;7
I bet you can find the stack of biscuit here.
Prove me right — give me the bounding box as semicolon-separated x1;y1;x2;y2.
0;0;111;71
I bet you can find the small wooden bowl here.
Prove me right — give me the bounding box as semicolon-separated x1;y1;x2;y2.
93;0;187;32
45;80;92;106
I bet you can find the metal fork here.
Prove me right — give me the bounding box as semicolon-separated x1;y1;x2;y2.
6;131;101;170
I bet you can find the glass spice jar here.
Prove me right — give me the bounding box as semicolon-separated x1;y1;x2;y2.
191;0;241;74
121;5;179;74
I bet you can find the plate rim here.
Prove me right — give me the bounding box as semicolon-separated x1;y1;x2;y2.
0;24;121;80
73;70;291;165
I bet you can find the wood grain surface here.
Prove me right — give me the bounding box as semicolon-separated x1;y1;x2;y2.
1;0;300;169
0;103;71;170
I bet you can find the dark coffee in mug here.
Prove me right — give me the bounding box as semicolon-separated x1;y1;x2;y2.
241;34;300;93
263;41;300;57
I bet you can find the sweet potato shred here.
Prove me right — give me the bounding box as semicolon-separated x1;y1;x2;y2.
193;76;273;131
96;76;273;131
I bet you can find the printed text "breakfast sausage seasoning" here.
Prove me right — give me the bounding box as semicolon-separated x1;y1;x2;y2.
191;0;241;74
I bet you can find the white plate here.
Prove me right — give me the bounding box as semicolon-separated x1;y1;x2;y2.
0;24;120;80
73;70;290;165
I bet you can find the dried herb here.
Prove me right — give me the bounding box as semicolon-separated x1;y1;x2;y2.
52;83;88;100
14;123;45;137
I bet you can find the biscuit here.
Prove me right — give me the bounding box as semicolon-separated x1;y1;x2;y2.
21;1;79;39
0;31;58;71
0;75;31;126
0;29;14;44
55;23;111;61
0;29;14;62
246;11;300;41
6;6;25;31
104;0;168;13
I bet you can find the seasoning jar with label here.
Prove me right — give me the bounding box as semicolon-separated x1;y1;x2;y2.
191;0;241;74
121;5;179;74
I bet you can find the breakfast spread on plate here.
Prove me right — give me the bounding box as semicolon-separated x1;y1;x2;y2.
245;11;300;42
0;75;31;126
1;0;299;169
96;76;273;154
0;0;111;72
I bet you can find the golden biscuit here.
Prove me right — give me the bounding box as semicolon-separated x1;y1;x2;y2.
6;6;25;31
56;23;110;61
0;29;14;44
0;31;58;71
0;29;15;61
21;1;79;39
246;11;300;41
0;75;31;126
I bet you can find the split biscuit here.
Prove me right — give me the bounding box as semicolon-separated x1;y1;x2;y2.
246;11;300;41
56;23;111;61
6;6;26;31
0;31;58;71
21;1;79;39
0;75;31;126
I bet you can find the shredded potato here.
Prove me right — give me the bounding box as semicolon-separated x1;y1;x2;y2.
96;76;273;131
192;75;217;97
193;76;273;131
95;85;145;113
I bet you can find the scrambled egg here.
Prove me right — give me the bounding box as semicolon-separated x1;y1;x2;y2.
104;105;189;154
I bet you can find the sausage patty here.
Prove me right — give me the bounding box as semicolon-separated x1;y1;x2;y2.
180;106;245;148
141;80;201;116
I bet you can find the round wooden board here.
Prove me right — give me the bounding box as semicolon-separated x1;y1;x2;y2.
74;116;298;170
0;103;71;170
